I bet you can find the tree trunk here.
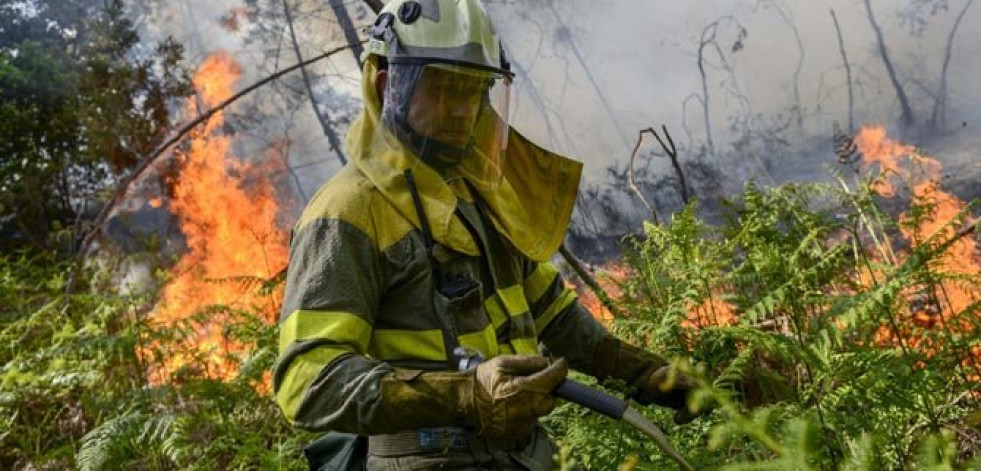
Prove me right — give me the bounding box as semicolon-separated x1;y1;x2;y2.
698;23;716;157
862;0;915;126
330;0;365;69
830;9;855;133
932;0;975;130
282;0;348;166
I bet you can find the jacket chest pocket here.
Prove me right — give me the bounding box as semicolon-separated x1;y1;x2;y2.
433;266;487;335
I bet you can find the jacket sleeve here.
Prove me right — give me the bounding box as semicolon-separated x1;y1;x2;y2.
272;214;394;432
525;261;667;393
523;260;610;375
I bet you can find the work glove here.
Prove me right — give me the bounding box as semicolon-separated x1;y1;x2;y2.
373;355;566;444
468;355;568;444
594;336;706;424
636;363;702;424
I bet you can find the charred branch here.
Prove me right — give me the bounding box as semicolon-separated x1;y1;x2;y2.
697;23;716;158
761;0;805;133
282;0;348;167
279;138;309;204
628;130;659;224
830;9;855;134
330;0;366;69
862;0;916;126
955;216;979;242
653;126;691;205
932;0;975;130
558;244;623;318
627;126;692;224
547;2;632;151
362;0;384;14
695;16;747;158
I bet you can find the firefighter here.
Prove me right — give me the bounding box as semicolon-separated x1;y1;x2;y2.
273;0;704;469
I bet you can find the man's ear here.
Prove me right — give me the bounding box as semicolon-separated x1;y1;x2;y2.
374;69;388;103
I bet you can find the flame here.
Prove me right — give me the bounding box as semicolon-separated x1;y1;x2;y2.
683;296;737;329
144;51;289;385
571;126;978;387
568;263;630;322
854;125;981;380
569;261;738;333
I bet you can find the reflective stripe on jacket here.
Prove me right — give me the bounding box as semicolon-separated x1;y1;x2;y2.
272;163;608;432
273;53;608;434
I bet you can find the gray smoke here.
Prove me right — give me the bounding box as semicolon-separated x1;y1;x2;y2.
135;0;981;207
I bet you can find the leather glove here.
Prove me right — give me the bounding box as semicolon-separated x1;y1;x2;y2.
372;355;565;441
469;355;568;444
594;336;705;424
636;364;702;424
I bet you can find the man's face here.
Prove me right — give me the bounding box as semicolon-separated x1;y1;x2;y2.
406;66;488;149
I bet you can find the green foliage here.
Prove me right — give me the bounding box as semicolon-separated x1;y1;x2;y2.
0;254;313;470
549;179;981;470
0;0;192;254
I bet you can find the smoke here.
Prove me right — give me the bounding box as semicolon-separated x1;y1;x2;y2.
486;0;981;186
133;0;981;202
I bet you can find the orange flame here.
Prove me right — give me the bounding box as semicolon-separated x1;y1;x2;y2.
567;263;630;322
571;126;978;386
145;52;289;385
683;296;737;329
854;125;980;380
569;261;737;332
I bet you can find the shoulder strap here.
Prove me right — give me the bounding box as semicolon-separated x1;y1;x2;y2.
403;169;460;367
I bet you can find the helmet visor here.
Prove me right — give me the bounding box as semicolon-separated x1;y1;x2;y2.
382;62;511;189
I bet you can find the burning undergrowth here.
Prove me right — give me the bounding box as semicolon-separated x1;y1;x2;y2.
139;51;292;387
556;125;980;469
38;51;977;469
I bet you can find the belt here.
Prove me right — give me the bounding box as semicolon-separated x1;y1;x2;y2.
368;428;473;456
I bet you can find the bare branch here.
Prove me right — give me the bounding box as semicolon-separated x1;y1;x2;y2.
954;217;979;242
932;0;975;130
547;3;632;151
760;0;805;133
862;0;916;125
628;128;658;224
362;0;384;14
558;244;624;319
830;9;855;133
282;0;348;166
330;0;366;68
651;125;691;204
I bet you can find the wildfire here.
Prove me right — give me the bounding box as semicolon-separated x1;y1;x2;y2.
683;296;737;329
568;263;630;322
854;125;980;379
569;261;736;330
570;126;978;388
145;51;289;385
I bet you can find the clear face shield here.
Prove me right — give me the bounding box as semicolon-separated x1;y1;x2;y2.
381;62;512;190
